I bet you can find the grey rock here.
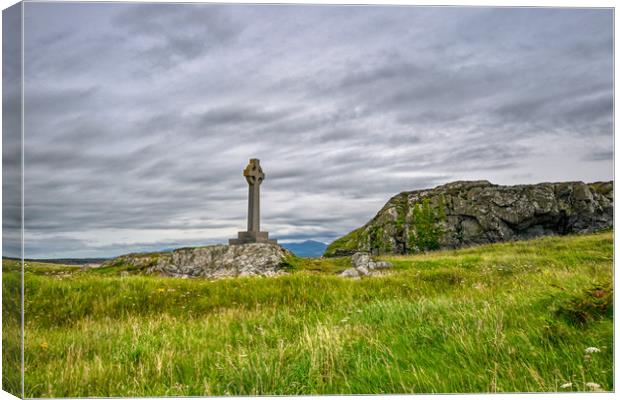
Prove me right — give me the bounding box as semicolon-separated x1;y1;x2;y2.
374;261;393;269
339;268;360;278
325;180;613;256
461;217;483;238
351;252;371;268
102;243;291;279
340;251;392;277
356;266;369;276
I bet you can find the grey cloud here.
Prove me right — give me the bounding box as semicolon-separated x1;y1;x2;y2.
24;236;88;258
338;61;423;90
24;86;99;117
14;4;613;258
3;4;22;258
583;150;613;162
197;105;294;128
113;4;243;69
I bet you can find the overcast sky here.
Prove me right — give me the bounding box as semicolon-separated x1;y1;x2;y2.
4;3;614;258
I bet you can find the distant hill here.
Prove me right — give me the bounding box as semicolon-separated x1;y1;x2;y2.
281;240;327;258
325;180;613;257
3;257;110;265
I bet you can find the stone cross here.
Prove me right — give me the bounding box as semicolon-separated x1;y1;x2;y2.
244;159;264;232
229;159;277;245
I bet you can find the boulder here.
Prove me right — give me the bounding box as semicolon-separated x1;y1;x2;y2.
374;261;393;269
356;266;369;276
339;252;392;277
339;268;360;278
352;252;371;268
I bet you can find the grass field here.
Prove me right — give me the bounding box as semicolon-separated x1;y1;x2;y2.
2;231;613;396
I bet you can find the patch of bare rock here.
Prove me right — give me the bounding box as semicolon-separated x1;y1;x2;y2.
103;243;292;279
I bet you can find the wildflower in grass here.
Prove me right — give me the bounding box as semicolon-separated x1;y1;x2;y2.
585;347;601;353
39;342;48;351
156;288;165;293
586;382;602;391
560;382;572;389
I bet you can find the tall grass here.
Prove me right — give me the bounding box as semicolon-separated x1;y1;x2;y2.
2;231;613;396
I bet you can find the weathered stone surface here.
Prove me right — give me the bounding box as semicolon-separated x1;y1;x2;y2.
374;261;393;269
103;243;291;279
352;252;371;268
340;251;392;277
356;266;369;276
325;180;613;257
339;268;360;278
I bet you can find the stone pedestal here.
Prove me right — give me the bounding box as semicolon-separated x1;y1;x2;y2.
229;231;277;245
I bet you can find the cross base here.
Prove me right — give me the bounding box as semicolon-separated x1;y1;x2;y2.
229;231;278;245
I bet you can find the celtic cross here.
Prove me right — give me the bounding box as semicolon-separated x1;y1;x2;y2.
229;158;276;245
243;159;264;232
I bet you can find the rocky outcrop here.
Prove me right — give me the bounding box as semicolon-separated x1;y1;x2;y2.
103;243;292;278
325;180;613;257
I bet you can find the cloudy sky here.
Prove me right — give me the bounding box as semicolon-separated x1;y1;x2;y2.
3;3;613;258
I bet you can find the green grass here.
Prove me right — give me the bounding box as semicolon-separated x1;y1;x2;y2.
2;231;613;396
324;226;365;257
